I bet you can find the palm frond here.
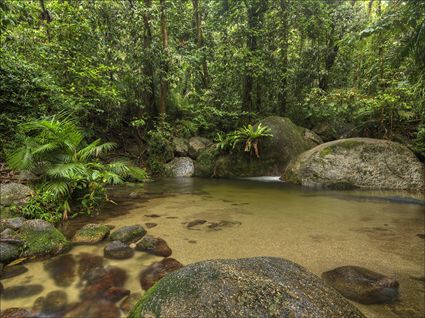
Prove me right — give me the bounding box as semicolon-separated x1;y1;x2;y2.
42;181;70;200
45;163;87;179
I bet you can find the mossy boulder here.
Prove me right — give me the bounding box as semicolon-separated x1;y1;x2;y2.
18;220;70;258
0;243;20;263
135;235;172;257
109;225;146;244
129;257;365;318
188;137;213;159
0;183;34;206
193;145;218;177
72;224;110;244
215;116;313;177
283;138;425;191
173;137;189;156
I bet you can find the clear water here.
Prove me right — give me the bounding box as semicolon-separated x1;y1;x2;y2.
1;178;424;318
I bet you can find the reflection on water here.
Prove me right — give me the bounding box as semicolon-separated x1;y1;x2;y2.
1;178;424;318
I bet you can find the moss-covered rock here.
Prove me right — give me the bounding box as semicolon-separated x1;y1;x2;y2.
0;242;20;263
72;224;110;244
18;220;70;258
135;235;172;257
215;116;313;177
194;145;218;177
129;257;365;318
109;225;146;244
283;138;425;191
0;183;34;207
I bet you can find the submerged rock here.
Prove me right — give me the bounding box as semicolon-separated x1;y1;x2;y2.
130;257;365;318
64;299;120;318
0;265;28;280
139;258;184;290
2;284;44;299
165;157;195;177
186;219;207;228
103;286;130;302
77;253;104;280
135;235;172;257
44;254;77;287
18;219;70;258
72;224;110;244
0;183;34;206
145;223;157;229
321;266;399;304
40;290;68;315
104;241;134;259
0;308;32;318
0;242;20;264
120;293;142;313
109;225;146;244
283;138;425;191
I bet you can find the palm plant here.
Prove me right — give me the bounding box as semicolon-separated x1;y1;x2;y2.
234;123;273;158
7;116;147;220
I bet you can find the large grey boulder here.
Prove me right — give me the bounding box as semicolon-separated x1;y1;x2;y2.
165;157;195;177
188;137;213;159
173;138;189;156
215;116;314;177
0;182;34;206
283;138;425;191
129;257;365;318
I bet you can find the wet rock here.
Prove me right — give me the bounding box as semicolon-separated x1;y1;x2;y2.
0;183;34;206
145;223;157;229
0;242;20;263
44;254;76;287
77;253;104;280
104;241;134;260
165;157;195;177
135;235;172;257
283;138;425;191
132;257;365;318
144;214;160;218
41;290;68;315
0;308;32;318
120;293;141;313
64;300;120;318
109;225;146;244
2;284;44;299
32;296;45;316
417;234;425;239
103;286;130;302
207;220;241;230
322;266;399;304
1;217;26;230
186;219;207;228
18;219;70;258
72;224;110;244
0;265;28;280
139;258;184;290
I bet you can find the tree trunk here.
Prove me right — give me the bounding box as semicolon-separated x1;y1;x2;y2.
143;0;157;118
192;0;209;89
278;0;289;115
159;0;169;116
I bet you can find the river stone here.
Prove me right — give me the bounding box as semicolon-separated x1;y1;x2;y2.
103;286;130;302
2;284;44;299
130;257;365;318
283;138;425;191
77;253;104;280
0;265;28;280
215;116;313;177
188;137;213;159
120;293;142;313
165;157;195;177
72;224;110;244
41;290;68;314
104;241;134;259
80;266;128;300
0;183;34;206
0;308;32;318
135;235;172;257
139;258;184;290
322;266;399;304
0;242;20;263
44;254;77;287
173;137;189;156
64;299;120;318
109;225;146;244
18;220;70;258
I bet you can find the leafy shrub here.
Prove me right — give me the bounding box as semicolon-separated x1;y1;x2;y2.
7;116;147;221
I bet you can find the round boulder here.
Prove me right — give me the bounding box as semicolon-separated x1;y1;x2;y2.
72;224;110;244
173;138;189;156
109;225;146;244
135;235;172;257
188;137;213;159
104;241;134;260
165;157;195;177
283;138;425;191
130;257;365;318
0;183;34;206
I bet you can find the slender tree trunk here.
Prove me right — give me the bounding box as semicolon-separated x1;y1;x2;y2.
278;0;289;115
39;0;52;40
143;0;157;117
159;0;169;116
192;0;209;88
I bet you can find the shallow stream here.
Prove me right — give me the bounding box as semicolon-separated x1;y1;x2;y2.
1;178;424;317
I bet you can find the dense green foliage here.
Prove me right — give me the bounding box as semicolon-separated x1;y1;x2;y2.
1;0;424;162
7;117;147;221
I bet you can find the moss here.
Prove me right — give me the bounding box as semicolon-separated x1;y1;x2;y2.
19;228;69;257
74;224;110;242
319;147;332;158
335;140;362;150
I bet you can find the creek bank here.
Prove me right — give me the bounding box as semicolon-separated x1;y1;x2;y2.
283;138;425;191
